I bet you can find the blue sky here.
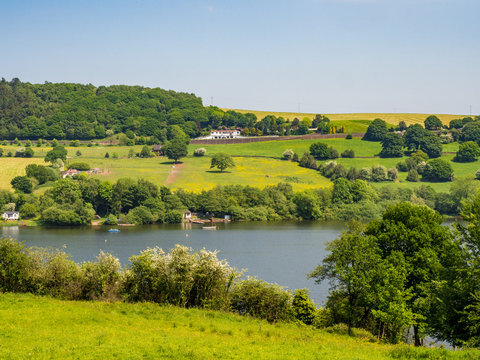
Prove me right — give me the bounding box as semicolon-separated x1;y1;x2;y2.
1;0;478;114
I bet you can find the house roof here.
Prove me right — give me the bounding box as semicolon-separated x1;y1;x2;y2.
211;129;240;133
153;144;163;151
3;211;19;215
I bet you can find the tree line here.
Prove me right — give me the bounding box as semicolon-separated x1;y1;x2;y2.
313;198;480;347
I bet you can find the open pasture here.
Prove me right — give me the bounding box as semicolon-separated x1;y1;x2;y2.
0;139;477;194
224;108;463;126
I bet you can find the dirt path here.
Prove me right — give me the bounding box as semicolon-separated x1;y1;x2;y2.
166;163;184;185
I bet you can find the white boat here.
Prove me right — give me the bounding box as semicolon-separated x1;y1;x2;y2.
202;225;217;230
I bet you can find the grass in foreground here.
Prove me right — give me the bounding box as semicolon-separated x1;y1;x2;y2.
0;293;477;360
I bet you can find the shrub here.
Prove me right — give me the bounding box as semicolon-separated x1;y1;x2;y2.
123;245;237;309
406;169;419;182
388;167;399;181
292;289;317;325
127;206;154;225
103;214;118;225
309;143;329;160
0;238;34;292
476;169;480;180
68;162;91;171
139;145;152;158
328;147;339;159
345;134;353;139
194;148;207;157
453;141;480;162
11;176;33;193
282;149;294;160
164;210;183;224
396;161;408;172
80;251;121;301
422;159;454;182
292;153;299;162
230;277;293;323
359;168;371;181
370;165;388;182
20;203;37;218
341;149;355;158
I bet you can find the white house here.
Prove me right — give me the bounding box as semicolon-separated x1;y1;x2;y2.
2;211;19;221
210;129;241;139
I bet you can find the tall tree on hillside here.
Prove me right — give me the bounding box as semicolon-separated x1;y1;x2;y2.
362;119;388;141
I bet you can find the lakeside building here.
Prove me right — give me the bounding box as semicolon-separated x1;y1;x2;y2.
2;211;19;220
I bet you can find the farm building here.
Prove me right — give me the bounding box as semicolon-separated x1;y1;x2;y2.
153;144;164;155
2;211;19;220
210;129;241;139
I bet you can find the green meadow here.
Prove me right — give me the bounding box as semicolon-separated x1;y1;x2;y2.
0;139;477;194
0;293;477;360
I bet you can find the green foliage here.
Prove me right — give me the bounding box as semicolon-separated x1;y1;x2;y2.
127;206;154;225
453;141;480;162
139;145;152;158
282;149;294;160
11;176;33;193
164;137;188;163
379;133;404;158
362;119;387;141
104;214;118;225
210;153;235;172
422;159;454;182
340;149;355;158
406;169;419;182
230;277;293;323
424;115;443;130
193;148;206;157
68;162;91;171
44;146;67;163
292;289;317;325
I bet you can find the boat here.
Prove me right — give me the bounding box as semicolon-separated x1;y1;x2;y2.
202;218;217;230
202;226;217;230
107;229;120;233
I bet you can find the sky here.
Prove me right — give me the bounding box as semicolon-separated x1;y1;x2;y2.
1;0;478;114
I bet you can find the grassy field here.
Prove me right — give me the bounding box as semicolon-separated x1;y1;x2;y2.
0;139;477;194
0;293;477;360
224;108;464;126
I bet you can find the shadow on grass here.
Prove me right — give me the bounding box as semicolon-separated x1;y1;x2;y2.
160;161;183;165
206;170;232;174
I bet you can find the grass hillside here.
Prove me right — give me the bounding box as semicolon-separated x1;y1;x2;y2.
0;293;477;360
223;108;463;126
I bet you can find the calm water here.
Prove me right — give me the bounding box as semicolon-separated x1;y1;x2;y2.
2;221;346;304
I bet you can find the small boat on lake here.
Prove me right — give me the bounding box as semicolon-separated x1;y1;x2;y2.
202;226;217;230
202;218;217;230
107;229;120;233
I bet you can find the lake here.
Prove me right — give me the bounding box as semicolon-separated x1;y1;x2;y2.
1;221;346;304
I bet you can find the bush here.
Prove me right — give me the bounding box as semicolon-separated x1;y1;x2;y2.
193;148;207;157
20;203;37;218
345;134;353;140
0;238;34;292
68;162;91;171
282;149;294;160
230;277;293;323
328;147;339;159
387;167;399;181
370;165;388;182
476;169;480;181
292;289;317;325
453;141;480;162
396;161;408;172
406;169;419;182
127;206;154;225
164;210;183;224
80;251;121;301
103;214;118;225
11;176;33;193
422;159;454;182
341;149;355;158
123;245;237;309
359;168;371;181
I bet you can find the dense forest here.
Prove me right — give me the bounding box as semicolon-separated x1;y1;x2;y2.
0;78;264;141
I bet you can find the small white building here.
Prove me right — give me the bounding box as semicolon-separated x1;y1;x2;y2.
210;129;241;139
2;211;19;221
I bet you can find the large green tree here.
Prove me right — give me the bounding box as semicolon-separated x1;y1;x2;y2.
362;119;388;141
163;137;188;163
210;153;235;172
379;133;404;158
44;146;67;163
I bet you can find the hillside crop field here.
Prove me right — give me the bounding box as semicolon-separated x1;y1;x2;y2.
0;293;477;360
224;108;463;127
0;139;476;194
